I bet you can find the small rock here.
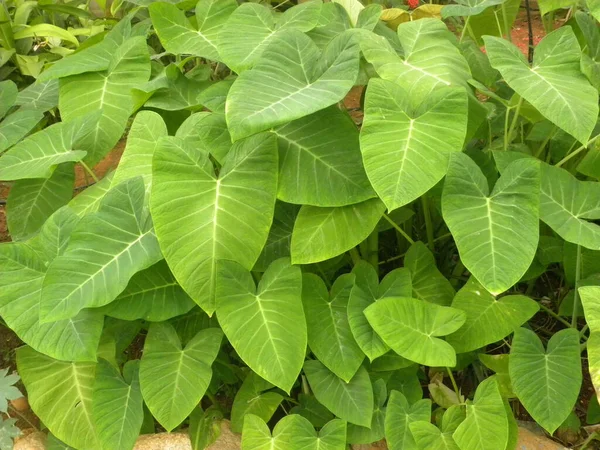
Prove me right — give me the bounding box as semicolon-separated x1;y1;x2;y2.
10;397;29;412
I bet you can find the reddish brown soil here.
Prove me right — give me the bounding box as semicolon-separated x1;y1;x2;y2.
511;8;547;56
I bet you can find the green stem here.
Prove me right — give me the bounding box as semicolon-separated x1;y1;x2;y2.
580;431;598;450
493;10;504;37
555;134;600;168
446;367;461;401
382;214;414;244
572;244;581;328
533;129;554;159
501;3;511;42
459;15;471;43
503;105;511;151
421;196;435;252
580;324;589;339
506;96;523;145
80;160;99;183
538;302;571;327
349;247;361;266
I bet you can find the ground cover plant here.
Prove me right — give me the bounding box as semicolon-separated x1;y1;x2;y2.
1;0;600;448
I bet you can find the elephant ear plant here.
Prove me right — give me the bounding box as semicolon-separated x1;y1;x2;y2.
1;0;600;448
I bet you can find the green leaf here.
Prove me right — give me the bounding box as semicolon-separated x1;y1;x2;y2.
92;359;143;450
405;242;455;306
290;394;335;428
218;1;322;73
141;65;211;111
216;258;306;392
484;27;598;144
442;0;505;17
149;0;236;61
13;23;79;46
446;278;539;353
538;0;575;16
226;29;360;141
112;111;168;188
102;260;195;321
242;414;346;450
6;163;74;241
67;172;114;217
410;421;460;450
365;297;466;367
509;327;582;434
15;80;58;112
291;198;385;264
190;406;223;450
17;347;99;449
254;202;298;272
0;109;43;153
273;106;374;207
302;273;364;382
231;372;284;433
443;154;540;294
0;81;17;119
360;79;467;211
175;112;232;164
348;262;412;361
41;177;162;321
387;367;423;405
151;133;278;314
140;323;222;431
347;379;386;444
385;390;432;450
59;36;151;166
0;417;20;450
539;163;600;250
304;360;373;427
0;208;103;361
0;112;97;180
0;369;21;414
452;377;508;450
580;286;600;402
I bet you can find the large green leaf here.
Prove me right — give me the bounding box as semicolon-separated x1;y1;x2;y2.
0;112;97;180
289;394;335;428
347;379;386;444
254;202;298;272
348;261;412;361
405;242;455;306
139;323;222;431
580;286;600;401
365;297;466;367
102;260;195;322
242;414;346;450
509;327;581;434
291;198;385;264
68;172;114;217
175;112;232;164
151;133;278;314
446;278;538;353
360;79;467;211
359;19;472;99
226;29;360;141
385;390;431;450
111;111;168;188
452;377;508;450
150;0;237;61
484;27;598;143
409;421;460;450
231;372;284;433
304;360;373;427
41;177;162;322
273;106;374;207
59;37;151;166
540;163;600;250
218;1;322;73
216;258;306;392
442;0;506;17
92;360;143;450
17;347;99;449
15;79;59;112
302;273;363;382
0;109;43;153
0;207;103;361
442;154;540;294
0;81;17;119
6;163;74;241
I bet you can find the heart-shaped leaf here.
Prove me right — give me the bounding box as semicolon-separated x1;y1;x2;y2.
385;390;432;450
302;273;364;382
139;323;222;431
360;79;467;211
216;258;306;393
231;372;284;433
405;242;455;306
509;327;581;434
443;154;540;294
151;133;278;314
347;379;387;444
365;297;466;367
304;360;373;427
446;278;539;353
484;27;598;143
226;29;360;141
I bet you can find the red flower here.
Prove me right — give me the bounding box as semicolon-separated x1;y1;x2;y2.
408;0;419;8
